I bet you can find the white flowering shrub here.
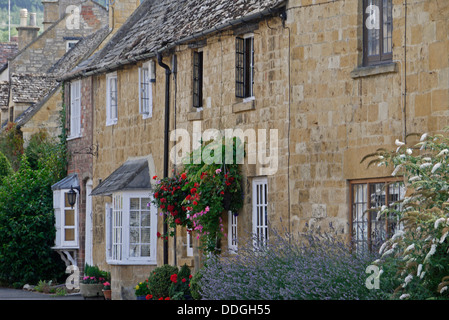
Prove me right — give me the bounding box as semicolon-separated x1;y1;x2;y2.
363;132;449;299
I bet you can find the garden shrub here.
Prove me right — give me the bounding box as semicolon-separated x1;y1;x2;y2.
363;132;449;300
0;155;66;286
169;264;192;300
0;151;12;180
197;227;398;300
147;264;179;299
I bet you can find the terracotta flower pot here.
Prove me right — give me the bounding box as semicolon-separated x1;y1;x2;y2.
103;289;112;300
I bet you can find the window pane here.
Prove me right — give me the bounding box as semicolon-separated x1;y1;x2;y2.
141;245;151;257
65;210;75;226
141;211;151;227
383;0;393;54
65;229;75;241
130;211;139;227
130;198;139;210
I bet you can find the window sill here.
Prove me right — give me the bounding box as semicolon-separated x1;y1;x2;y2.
187;110;203;121
141;113;152;120
67;135;82;141
106;119;117;127
233;97;256;113
106;259;157;266
350;62;397;79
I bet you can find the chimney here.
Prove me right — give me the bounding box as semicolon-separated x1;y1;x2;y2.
16;9;40;50
109;0;141;31
42;0;59;31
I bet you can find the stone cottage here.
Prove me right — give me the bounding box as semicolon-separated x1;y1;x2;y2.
60;0;449;299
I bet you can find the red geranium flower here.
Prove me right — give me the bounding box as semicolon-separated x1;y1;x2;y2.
170;274;178;283
191;188;197;194
146;294;153;300
182;278;186;283
181;173;187;180
152;175;158;180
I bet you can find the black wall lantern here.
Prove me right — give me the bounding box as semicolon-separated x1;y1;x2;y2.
67;186;80;208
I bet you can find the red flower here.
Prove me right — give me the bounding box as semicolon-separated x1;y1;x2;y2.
186;194;192;201
160;204;165;209
170;274;178;283
165;297;170;300
167;205;175;212
146;294;153;300
157;232;161;238
181;173;187;180
152;175;158;180
193;201;198;206
175;218;181;224
158;297;163;300
191;188;197;194
189;275;193;279
182;278;186;283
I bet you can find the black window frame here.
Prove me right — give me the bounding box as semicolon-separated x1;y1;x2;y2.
193;51;203;109
363;0;393;66
235;36;254;99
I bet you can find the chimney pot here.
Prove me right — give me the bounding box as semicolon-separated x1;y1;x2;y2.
30;13;37;27
20;9;28;27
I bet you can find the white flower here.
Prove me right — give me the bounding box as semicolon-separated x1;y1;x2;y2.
437;149;449;157
406;148;413;155
378;155;384;160
404;274;413;286
392;230;405;241
424;244;437;263
435;217;446;229
404;243;415;254
417;264;423;277
423;157;432;162
395;139;405;147
382;248;394;257
440;231;448;244
440;286;448;294
420;133;428;141
420;271;426;279
409;176;421;182
392;164;402;176
379;242;388;254
400;294;410;300
419;162;432;169
431;162;442;173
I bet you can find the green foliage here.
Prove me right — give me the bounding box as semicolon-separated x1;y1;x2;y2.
169;264;192;300
0;123;24;171
147;265;179;299
0;151;12;180
83;263;110;284
0;155;66;286
189;269;203;300
363;131;449;300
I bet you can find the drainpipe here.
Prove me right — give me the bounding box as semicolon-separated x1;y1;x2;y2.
158;52;171;266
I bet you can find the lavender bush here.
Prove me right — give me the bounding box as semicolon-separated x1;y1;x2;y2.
197;226;398;300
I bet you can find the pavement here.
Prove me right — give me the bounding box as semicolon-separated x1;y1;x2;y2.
0;287;85;300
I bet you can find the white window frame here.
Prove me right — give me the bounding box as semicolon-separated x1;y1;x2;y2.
228;210;238;253
68;80;81;139
138;61;153;119
186;228;193;257
252;177;268;249
106;72;118;126
53;189;79;249
106;191;157;265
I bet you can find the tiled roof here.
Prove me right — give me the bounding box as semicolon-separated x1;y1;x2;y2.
0;42;18;66
10;73;58;104
85;0;286;75
0;82;10;110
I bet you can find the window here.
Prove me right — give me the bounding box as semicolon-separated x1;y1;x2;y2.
193;51;203;109
53;189;79;248
66;40;79;52
139;61;154;118
106;191;157;265
106;72;118;126
235;35;254;99
363;0;393;65
186;229;193;257
350;179;405;253
252;177;268;248
69;80;81;139
228;210;238;253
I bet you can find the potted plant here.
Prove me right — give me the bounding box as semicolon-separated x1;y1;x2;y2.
147;264;179;300
135;280;150;300
102;281;111;300
79;264;110;299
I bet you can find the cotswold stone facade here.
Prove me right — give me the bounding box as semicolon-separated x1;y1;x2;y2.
62;0;449;299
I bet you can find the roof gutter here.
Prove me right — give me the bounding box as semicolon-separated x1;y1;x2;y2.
80;4;285;78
